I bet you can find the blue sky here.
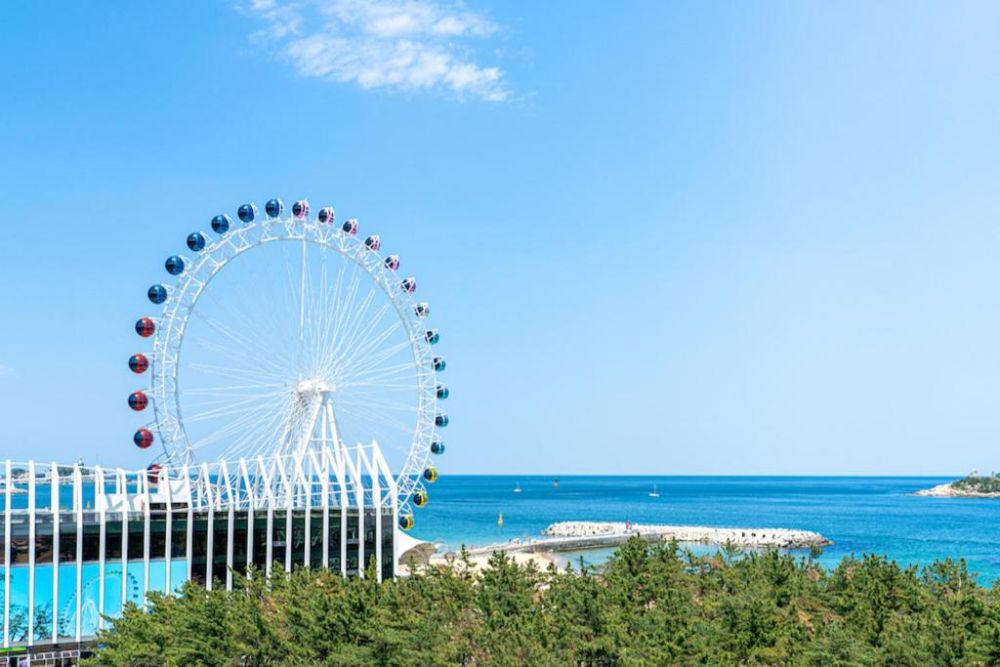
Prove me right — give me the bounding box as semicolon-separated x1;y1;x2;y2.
1;1;998;474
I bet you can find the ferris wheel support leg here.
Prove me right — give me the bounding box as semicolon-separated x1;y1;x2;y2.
292;399;323;457
324;400;346;462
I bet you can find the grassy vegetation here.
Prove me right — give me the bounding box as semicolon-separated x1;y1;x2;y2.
87;537;1000;666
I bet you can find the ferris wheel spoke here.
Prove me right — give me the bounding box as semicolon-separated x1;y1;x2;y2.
336;395;419;414
317;265;363;375
339;291;390;351
328;306;399;375
337;338;412;381
342;382;422;391
218;404;291;461
330;271;373;348
188;404;280;453
230;408;293;456
187;310;293;378
190;305;270;353
315;259;344;362
336;404;420;427
300;236;308;344
324;307;398;379
187;362;289;384
186;382;287;395
303;257;328;370
181;384;288;405
184;391;285;423
185;404;276;427
330;288;380;366
347;313;402;363
183;394;274;411
340;361;419;386
197;274;296;367
334;396;413;424
335;401;416;434
344;359;416;379
233;398;295;449
337;369;416;396
188;336;293;381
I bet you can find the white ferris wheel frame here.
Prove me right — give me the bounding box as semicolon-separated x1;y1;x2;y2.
147;214;439;505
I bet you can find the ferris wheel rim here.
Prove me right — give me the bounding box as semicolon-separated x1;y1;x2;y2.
140;208;441;506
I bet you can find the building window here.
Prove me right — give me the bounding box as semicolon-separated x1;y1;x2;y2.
231;512;248;574
10;532;29;564
35;527;53;565
310;515;324;565
149;516;167;560
382;513;393;545
170;516;188;559
290;513;306;568
58;528;77;563
252;512;269;569
127;523;145;561
329;516;342;547
105;523;123;560
82;524;101;562
212;512;230;585
190;515;209;586
271;515;287;567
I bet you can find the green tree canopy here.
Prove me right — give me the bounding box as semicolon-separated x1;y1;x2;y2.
87;539;1000;666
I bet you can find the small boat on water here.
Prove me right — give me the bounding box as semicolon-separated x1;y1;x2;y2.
553;479;560;489
513;482;522;494
648;484;660;498
497;512;504;527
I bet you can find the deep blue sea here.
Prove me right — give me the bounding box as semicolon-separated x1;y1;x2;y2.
411;476;1000;585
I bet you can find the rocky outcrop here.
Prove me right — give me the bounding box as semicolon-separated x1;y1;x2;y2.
915;482;1000;498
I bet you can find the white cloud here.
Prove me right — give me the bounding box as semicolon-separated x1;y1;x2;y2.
245;0;508;101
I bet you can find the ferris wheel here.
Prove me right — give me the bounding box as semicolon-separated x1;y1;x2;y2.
127;198;447;510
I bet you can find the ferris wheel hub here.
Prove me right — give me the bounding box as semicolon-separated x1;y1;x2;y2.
295;378;333;395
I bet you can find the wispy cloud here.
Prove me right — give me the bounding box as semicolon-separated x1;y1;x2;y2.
245;0;509;101
0;364;11;378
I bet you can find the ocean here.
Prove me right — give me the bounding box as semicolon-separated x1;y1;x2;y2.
410;476;1000;585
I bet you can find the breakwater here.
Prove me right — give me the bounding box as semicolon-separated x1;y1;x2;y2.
465;521;830;557
544;521;831;548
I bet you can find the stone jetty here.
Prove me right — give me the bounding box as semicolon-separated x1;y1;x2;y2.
543;522;831;549
464;521;830;558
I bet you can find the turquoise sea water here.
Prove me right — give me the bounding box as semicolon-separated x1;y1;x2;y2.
410;476;1000;585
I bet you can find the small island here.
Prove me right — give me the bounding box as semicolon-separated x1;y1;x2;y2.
916;474;1000;498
